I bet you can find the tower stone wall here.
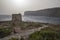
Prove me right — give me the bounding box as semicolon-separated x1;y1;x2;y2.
12;14;22;27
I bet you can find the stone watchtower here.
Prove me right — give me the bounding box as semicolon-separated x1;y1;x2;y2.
12;14;22;27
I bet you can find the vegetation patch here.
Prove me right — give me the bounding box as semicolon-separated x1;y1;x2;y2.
9;38;19;40
20;22;43;30
29;25;60;40
9;37;24;40
0;27;12;38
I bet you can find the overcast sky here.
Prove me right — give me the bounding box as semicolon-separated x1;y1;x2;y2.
0;0;60;15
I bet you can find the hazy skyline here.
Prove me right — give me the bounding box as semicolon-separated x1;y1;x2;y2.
0;0;60;15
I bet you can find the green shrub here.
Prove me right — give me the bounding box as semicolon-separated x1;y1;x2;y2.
29;26;60;40
9;37;24;40
9;38;18;40
20;37;24;40
0;27;12;38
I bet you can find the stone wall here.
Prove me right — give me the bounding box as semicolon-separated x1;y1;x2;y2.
12;14;22;27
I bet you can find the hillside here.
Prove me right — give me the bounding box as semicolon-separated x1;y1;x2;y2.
24;7;60;17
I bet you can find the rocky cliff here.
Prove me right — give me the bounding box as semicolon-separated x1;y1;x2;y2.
24;7;60;17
